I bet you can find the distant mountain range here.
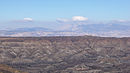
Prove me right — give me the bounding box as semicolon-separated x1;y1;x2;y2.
0;24;130;37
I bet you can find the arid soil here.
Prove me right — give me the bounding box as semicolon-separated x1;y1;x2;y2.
0;36;130;73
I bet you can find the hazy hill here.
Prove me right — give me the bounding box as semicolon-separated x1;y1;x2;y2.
0;23;130;37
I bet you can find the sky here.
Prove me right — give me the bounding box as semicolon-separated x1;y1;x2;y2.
0;0;130;29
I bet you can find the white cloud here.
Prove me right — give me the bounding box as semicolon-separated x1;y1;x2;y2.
110;19;130;25
56;16;88;22
112;19;130;23
24;18;33;22
118;20;127;23
72;16;88;21
56;18;69;22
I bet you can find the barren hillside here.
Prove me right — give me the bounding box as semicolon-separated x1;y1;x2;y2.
0;36;130;73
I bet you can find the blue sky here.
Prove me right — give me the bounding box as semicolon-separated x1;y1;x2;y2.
0;0;130;21
0;0;130;29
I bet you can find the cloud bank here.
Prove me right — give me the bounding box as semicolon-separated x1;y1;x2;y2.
72;16;88;21
56;18;69;22
24;18;33;22
56;16;88;22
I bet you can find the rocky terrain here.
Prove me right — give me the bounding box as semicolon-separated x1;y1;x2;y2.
0;64;27;73
0;36;130;73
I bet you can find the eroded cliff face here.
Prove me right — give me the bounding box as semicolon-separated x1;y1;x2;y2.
0;36;130;73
